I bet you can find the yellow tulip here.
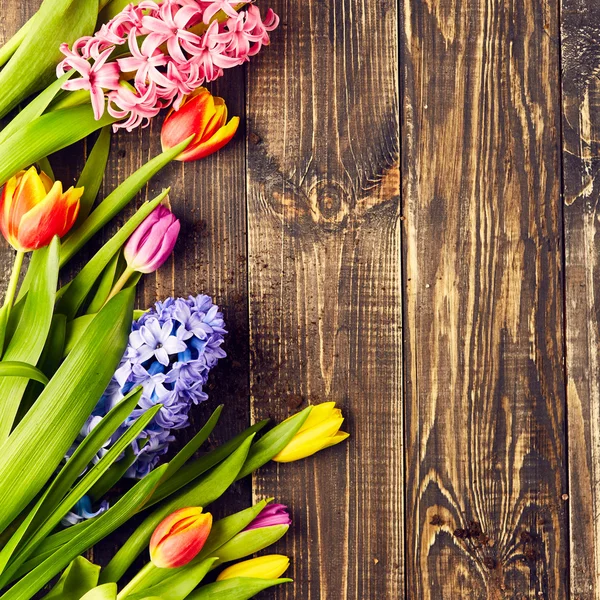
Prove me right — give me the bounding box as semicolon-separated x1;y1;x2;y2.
272;402;349;463
216;555;290;581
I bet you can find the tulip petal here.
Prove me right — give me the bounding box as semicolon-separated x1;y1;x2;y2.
177;117;240;162
319;430;350;450
17;183;82;251
298;402;337;433
216;555;290;582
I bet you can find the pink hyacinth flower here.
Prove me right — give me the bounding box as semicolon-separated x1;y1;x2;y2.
124;204;180;273
141;1;203;62
118;34;173;90
59;47;120;119
244;504;292;531
189;21;241;82
200;0;240;24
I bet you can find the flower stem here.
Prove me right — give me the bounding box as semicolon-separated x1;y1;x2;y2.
116;562;155;599
105;266;136;306
0;250;25;357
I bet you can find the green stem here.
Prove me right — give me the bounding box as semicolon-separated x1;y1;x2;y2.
104;266;135;306
116;562;155;599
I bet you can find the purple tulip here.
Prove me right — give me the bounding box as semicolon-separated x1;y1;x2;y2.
244;504;291;531
124;204;180;273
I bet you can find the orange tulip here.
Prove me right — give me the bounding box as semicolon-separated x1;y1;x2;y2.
149;507;213;569
160;87;239;162
0;167;82;252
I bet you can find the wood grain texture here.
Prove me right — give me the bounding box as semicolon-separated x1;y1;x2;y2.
246;1;402;598
402;0;568;597
561;0;600;596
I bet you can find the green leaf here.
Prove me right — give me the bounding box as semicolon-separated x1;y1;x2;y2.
126;558;217;600
42;557;100;600
0;238;59;443
9;404;162;579
88;445;137;502
79;584;117;600
186;578;292;600
0;362;48;385
158;405;224;487
0;0;98;119
0;73;73;146
63;314;96;356
0;389;148;586
0;104;115;187
0;466;167;600
148;421;268;508
0;287;134;537
0;16;33;69
86;253;120;315
80;583;118;600
36;156;54;181
100;435;255;585
60;137;192;267
13;314;67;427
235;407;313;481
74;126;112;226
128;502;270;595
210;526;289;568
56;189;169;319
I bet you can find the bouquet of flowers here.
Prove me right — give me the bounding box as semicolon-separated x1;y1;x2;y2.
0;1;350;599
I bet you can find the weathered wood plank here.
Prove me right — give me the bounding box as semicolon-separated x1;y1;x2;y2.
561;0;600;596
246;1;402;598
401;0;568;597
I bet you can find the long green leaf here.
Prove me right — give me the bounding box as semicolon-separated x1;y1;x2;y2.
57;190;169;319
0;388;145;584
0;0;97;119
0;362;48;385
158;405;224;487
127;558;217;600
60;138;191;267
74;127;112;226
0;239;59;442
235;407;313;480
147;421;268;508
186;578;292;600
13;314;67;427
0;287;134;536
100;435;255;584
0;73;73;147
0;104;115;187
11;404;162;577
85;254;120;315
0;466;166;600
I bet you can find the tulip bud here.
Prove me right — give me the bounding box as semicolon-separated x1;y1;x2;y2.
0;166;82;251
150;507;212;569
161;87;240;162
272;402;350;463
244;504;291;531
216;555;290;582
124;204;180;274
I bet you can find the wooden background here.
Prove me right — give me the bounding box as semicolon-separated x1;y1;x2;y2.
3;0;600;597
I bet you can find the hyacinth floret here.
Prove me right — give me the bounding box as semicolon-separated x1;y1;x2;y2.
57;0;279;131
67;294;226;498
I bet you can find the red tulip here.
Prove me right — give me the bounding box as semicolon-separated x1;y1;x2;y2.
160;87;239;162
0;167;82;252
149;507;213;569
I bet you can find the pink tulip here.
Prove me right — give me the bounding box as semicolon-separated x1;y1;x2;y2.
244;504;291;531
124;204;180;273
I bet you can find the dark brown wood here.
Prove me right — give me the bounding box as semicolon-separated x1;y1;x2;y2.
561;0;600;596
245;1;402;598
401;0;568;597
